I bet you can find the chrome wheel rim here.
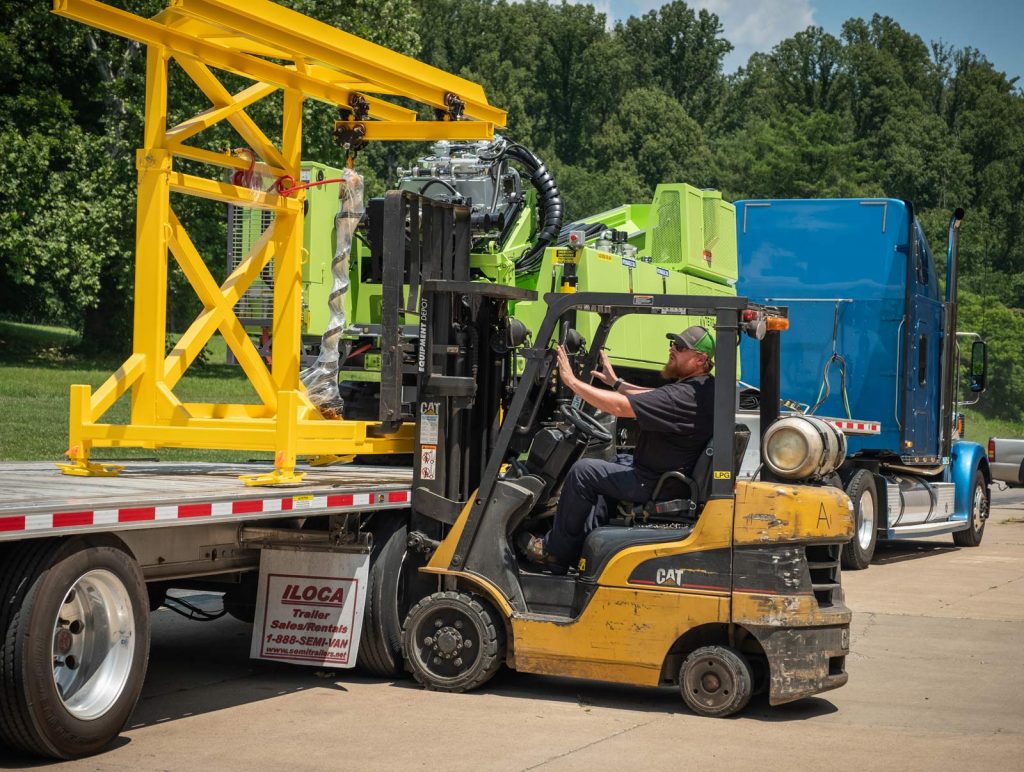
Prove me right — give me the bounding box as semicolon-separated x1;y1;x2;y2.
972;484;987;531
857;489;876;551
52;569;135;720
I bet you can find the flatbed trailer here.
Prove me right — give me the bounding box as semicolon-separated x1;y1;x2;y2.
0;462;411;550
0;461;413;759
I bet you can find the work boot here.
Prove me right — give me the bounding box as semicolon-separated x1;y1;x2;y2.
515;532;568;573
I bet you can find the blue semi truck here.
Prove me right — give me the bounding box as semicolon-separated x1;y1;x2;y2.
735;198;990;569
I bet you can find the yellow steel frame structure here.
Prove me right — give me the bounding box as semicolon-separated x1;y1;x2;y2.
53;0;506;484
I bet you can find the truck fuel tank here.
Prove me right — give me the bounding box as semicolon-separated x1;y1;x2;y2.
880;475;956;528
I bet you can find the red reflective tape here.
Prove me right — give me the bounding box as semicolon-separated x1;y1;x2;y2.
53;511;94;528
387;491;408;503
0;516;25;532
119;507;156;523
281;498;293;511
857;423;864;430
328;494;354;507
233;500;263;514
178;503;212;518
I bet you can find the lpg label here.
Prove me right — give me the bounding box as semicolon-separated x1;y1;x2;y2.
251;548;369;668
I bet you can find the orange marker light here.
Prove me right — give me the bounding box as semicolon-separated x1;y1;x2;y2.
765;316;789;331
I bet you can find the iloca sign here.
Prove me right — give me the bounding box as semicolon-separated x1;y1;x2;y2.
251;548;369;668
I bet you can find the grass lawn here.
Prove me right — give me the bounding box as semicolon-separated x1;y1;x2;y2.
0;321;269;463
962;408;1024;445
2;320;1021;463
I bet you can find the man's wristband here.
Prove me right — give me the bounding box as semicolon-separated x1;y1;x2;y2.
612;377;624;392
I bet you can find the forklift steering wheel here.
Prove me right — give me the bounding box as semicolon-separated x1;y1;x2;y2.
558;404;612;443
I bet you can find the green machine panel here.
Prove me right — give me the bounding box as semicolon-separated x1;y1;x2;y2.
228;161;345;335
300;162;345;335
647;184;738;285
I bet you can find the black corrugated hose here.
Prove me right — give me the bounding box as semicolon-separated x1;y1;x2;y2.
500;144;563;273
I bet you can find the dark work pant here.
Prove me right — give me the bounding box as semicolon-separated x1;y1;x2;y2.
543;458;655;566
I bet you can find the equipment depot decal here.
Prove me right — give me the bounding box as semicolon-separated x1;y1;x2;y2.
252;549;369;668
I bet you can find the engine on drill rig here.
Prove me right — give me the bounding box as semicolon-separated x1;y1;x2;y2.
389;136;563;275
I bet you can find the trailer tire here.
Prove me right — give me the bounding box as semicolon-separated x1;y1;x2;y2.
841;469;878;570
953;470;988;547
0;538;149;759
357;513;408;678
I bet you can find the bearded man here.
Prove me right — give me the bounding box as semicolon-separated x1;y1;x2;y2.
517;325;716;571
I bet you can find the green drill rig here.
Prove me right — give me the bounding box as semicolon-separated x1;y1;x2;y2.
227;138;739;419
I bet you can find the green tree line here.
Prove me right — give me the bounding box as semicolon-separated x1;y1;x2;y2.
1;1;1021;419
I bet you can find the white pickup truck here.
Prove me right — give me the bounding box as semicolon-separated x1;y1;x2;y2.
989;437;1024;487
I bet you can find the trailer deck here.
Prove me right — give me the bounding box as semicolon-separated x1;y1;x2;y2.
0;462;413;543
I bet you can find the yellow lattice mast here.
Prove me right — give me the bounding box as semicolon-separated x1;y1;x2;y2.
53;0;506;484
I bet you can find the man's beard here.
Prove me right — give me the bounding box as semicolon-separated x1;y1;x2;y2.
661;359;687;380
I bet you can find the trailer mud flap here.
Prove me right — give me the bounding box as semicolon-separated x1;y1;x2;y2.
251;549;369;668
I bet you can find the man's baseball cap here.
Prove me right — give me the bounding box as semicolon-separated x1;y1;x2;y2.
667;325;715;359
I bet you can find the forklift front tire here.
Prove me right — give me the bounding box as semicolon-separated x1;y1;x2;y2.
679;645;754;718
402;591;504;693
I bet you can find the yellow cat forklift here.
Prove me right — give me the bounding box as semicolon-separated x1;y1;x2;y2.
399;290;855;717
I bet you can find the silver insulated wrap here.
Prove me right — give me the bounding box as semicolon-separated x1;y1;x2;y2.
300;168;364;413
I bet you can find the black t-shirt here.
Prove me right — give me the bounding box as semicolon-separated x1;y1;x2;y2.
627;374;715;478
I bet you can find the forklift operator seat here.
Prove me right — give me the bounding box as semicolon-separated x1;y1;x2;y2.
619;424;751;525
577;425;751;581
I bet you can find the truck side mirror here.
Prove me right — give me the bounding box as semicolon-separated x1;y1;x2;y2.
969;340;987;393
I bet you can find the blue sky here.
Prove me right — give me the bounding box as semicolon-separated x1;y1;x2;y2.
601;0;1022;85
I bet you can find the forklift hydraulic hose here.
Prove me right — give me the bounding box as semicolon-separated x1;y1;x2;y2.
502;144;563;272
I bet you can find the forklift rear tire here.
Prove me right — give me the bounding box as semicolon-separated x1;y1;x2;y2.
841;469;878;570
402;591;504;693
0;538;149;759
952;470;987;547
679;645;753;718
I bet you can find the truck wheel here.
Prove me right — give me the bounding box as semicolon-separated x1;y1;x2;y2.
402;591;504;693
0;538;149;759
357;513;409;677
679;645;753;718
953;470;988;547
841;469;878;570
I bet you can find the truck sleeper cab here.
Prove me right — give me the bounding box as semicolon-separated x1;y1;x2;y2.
735;199;990;568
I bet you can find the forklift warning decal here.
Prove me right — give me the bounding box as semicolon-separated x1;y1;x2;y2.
252;549;369;668
420;402;440;444
420;445;437;480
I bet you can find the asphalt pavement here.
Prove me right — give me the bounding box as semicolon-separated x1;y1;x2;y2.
2;487;1022;771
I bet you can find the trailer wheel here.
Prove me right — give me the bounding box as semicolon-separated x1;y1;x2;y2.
0;538;149;759
841;469;878;570
402;591;504;693
679;645;753;718
357;513;409;677
953;470;988;547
